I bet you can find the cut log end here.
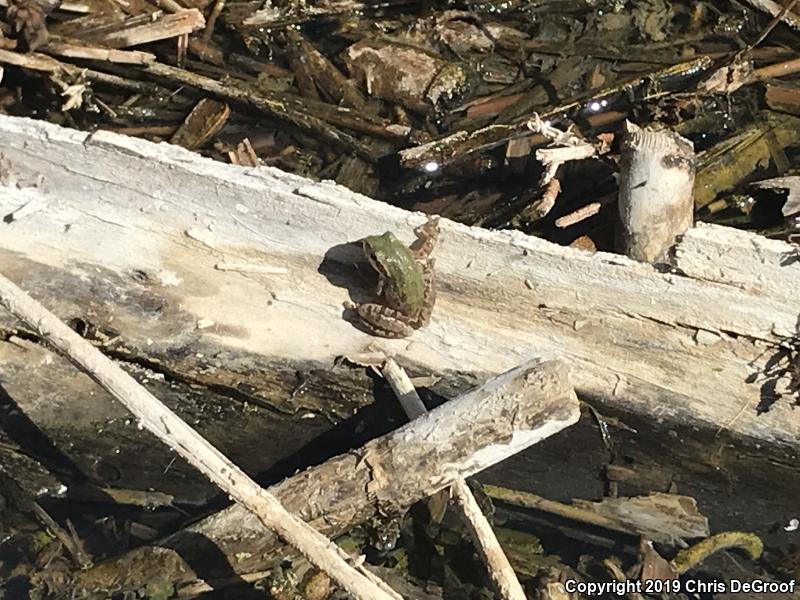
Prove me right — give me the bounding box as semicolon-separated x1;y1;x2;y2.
618;121;696;263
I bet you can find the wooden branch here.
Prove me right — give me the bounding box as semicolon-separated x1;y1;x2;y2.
203;0;227;41
284;30;366;110
86;10;206;49
0;272;401;600
59;357;577;593
0;115;798;452
555;201;602;228
0;47;81;75
142;61;380;160
0;48;167;95
755;57;800;80
484;486;709;546
0;48;390;156
31;502;92;569
234;0;381;28
397;58;712;170
740;0;800;31
381;359;526;600
45;42;156;64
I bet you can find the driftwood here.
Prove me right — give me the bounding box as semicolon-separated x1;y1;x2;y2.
0;115;798;450
1;113;800;593
395;57;714;170
484;486;709;547
59;358;579;593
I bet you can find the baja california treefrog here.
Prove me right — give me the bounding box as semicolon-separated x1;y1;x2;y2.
348;217;440;338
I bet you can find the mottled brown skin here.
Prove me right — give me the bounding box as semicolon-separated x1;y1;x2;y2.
350;217;439;338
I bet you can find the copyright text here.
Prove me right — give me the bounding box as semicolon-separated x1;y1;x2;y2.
563;578;797;596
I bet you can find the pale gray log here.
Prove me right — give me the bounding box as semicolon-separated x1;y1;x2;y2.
68;358;579;592
0;114;798;452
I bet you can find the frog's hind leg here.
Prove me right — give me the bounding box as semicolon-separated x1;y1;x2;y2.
352;303;416;338
410;216;440;260
417;260;436;326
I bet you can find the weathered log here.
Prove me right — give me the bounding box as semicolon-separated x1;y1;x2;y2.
2;114;800;595
59;358;578;594
0;114;797;453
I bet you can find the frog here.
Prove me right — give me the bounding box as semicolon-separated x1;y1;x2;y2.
347;216;440;338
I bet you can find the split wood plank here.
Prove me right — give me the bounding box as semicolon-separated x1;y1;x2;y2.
84;10;206;49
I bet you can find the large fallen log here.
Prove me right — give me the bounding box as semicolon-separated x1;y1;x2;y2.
1;114;797;453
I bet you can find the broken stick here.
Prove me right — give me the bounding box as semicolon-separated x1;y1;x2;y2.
66;357;579;595
382;358;527;600
0;272;400;600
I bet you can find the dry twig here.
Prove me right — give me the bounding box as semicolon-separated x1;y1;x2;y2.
381;358;527;600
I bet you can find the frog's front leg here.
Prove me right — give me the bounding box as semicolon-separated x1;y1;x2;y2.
374;271;387;297
349;302;418;338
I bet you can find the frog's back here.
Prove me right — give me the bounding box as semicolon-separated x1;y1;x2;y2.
371;233;426;309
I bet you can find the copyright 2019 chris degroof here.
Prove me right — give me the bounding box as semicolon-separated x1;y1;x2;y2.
564;578;797;596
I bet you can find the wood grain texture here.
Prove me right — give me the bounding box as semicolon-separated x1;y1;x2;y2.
0;114;798;452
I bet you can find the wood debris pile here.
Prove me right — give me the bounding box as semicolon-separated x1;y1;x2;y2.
0;0;799;245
